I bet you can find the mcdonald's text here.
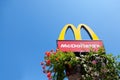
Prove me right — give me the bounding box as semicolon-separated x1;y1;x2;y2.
57;40;103;52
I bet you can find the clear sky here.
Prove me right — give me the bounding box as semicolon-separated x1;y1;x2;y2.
1;0;120;80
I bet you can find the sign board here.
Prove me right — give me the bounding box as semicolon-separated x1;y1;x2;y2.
57;24;104;52
57;40;103;52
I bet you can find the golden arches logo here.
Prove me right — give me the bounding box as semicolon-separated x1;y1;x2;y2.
58;24;99;40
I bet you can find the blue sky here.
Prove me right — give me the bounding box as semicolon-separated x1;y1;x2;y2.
1;0;120;80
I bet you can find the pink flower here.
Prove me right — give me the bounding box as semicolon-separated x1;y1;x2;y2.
47;72;51;78
46;60;51;66
92;60;97;65
45;51;51;57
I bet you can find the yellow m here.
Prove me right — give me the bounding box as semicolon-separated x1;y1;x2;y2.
58;24;99;40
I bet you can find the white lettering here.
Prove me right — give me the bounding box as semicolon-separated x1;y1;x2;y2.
60;44;101;48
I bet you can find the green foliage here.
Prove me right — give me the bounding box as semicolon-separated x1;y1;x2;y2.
45;51;77;80
41;48;120;80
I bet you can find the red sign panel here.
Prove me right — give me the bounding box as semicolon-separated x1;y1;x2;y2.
57;40;103;52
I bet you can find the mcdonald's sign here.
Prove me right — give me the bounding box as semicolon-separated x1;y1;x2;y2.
57;24;104;52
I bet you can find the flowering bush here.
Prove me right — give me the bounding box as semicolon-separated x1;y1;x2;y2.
41;48;120;80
